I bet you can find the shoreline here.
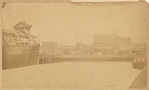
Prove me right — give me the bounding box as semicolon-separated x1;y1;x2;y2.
39;54;146;64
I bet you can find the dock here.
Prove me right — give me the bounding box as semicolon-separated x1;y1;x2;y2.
39;54;146;64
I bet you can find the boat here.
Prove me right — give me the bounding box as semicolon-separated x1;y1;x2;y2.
2;21;40;70
2;3;40;70
132;57;146;70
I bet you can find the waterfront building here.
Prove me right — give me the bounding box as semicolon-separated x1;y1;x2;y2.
131;43;147;54
118;37;132;54
76;42;88;50
40;42;59;54
92;32;119;54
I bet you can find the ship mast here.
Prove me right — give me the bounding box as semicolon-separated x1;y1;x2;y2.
2;2;6;29
21;3;24;21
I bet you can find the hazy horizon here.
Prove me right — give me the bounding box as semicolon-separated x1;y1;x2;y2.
2;2;148;45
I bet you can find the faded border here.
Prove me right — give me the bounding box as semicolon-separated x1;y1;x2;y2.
0;0;148;90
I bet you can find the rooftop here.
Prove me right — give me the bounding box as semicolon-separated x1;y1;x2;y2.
13;21;32;29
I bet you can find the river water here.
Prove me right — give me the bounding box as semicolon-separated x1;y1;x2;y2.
2;61;142;89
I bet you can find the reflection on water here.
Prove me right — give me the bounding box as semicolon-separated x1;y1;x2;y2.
3;61;142;89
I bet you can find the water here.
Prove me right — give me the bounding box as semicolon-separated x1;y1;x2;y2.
2;61;142;89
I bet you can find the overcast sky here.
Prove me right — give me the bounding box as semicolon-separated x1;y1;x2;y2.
2;2;148;45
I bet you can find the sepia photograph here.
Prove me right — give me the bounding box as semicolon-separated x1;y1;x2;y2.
1;0;148;89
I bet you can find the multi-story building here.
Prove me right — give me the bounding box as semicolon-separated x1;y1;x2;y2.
118;37;147;55
40;42;59;54
76;42;88;50
131;43;147;54
118;37;132;54
92;32;119;54
90;32;147;55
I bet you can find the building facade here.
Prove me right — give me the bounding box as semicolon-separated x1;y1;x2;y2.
92;33;119;54
131;43;147;54
118;37;132;54
40;42;59;54
92;32;147;55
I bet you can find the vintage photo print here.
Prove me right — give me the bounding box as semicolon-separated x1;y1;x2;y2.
1;0;148;89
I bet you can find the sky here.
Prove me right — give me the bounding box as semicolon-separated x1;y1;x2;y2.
2;2;148;45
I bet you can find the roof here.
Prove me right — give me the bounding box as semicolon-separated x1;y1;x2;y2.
119;37;132;43
13;21;32;29
94;32;118;36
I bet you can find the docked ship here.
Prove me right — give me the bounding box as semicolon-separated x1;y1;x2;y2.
2;3;40;70
132;57;146;70
2;21;40;70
